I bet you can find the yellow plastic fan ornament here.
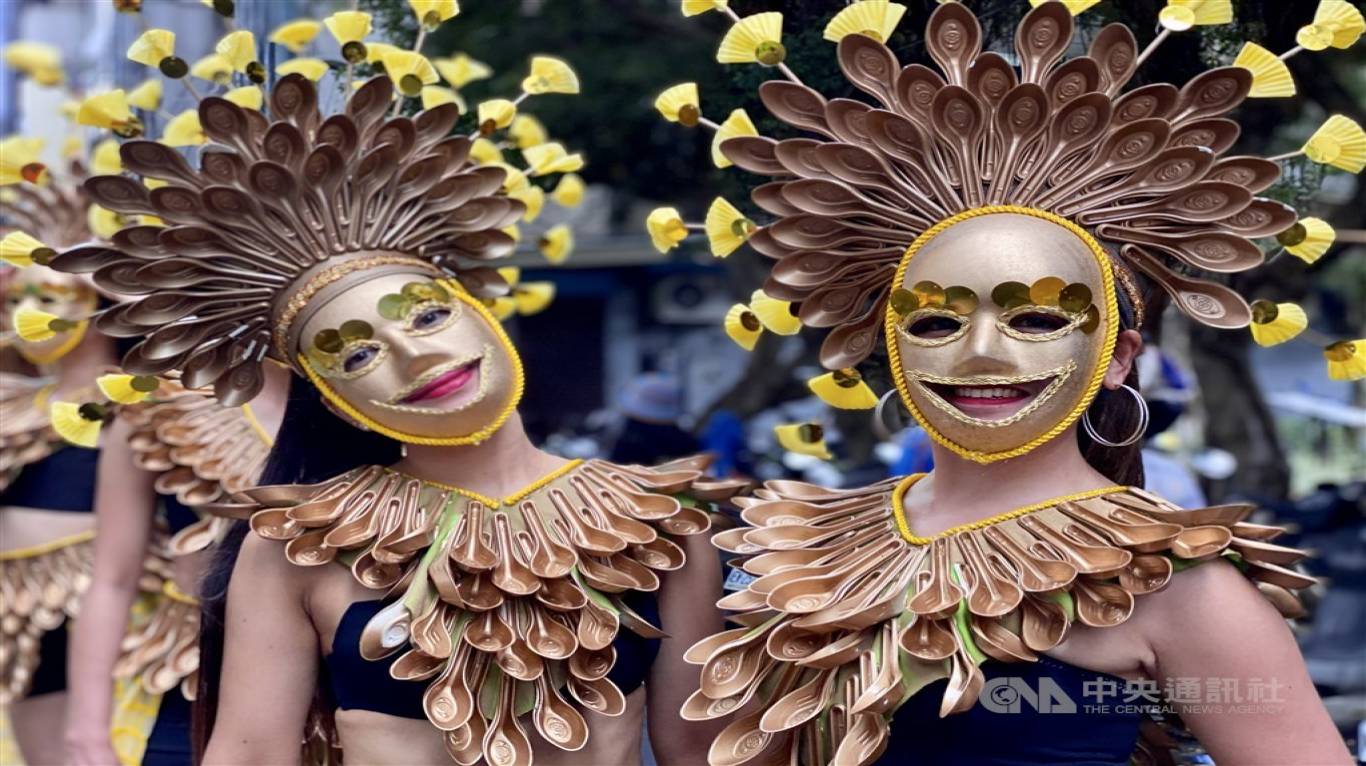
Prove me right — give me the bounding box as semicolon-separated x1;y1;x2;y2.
509;115;548;149
126;29;175;69
522;56;580;95
77;91;140;136
96;374;159;405
189;54;231;85
477;99;517;132
470;137;503;165
224;86;263;110
163;110;206;147
87;206;123;240
269;19;320;54
539;225;573;264
1324;339;1366;381
1248;301;1307;347
774;422;833;460
410;0;460;30
552;174;585;207
718;12;785;66
276;58;329;81
647;207;689;254
523;143;584;176
1278;217;1335;263
215;30;257;73
824;1;908;44
748;289;801;335
1027;0;1100;15
1302;115;1366;173
0;136;46;185
434;53;492;88
365;42;400;64
1296;0;1364;51
91;139;122;176
682;0;728;16
724;304;763;350
808;369;879;410
502;224;522;243
1158;0;1232;32
421;86;463;111
712;108;758;168
50;402;103;448
509;185;545;222
704;196;754;258
14;305;64;342
1233;42;1295;98
0;231;53;267
383;50;439;97
655;83;701;128
61;136;82;160
126;79;162;110
3;41;63;85
498;266;522;286
325;10;372;63
513;283;556;316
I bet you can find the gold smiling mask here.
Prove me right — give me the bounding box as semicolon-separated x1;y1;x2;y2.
886;210;1118;463
296;269;524;445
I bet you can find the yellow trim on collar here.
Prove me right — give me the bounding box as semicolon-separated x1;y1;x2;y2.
239;403;274;447
890;473;1126;546
883;205;1120;464
0;529;95;560
420;459;584;508
298;290;526;447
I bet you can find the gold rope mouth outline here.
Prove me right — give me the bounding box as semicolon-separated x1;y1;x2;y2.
375;344;493;415
907;361;1077;429
882;205;1119;464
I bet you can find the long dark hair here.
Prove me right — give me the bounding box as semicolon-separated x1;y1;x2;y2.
193;373;401;762
1076;273;1155;487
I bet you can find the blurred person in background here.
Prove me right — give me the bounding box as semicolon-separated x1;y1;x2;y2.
609;372;700;466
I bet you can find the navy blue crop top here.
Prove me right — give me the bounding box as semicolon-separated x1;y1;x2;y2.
162;494;200;534
876;657;1143;765
0;447;98;512
325;591;662;718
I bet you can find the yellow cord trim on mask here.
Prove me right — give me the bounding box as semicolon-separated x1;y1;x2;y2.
0;529;95;560
421;459;584;508
160;580;200;606
883;206;1119;465
890;473;1126;545
298;291;526;447
239;403;274;447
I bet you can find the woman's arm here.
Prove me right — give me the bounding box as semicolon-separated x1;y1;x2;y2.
65;419;157;766
1143;560;1351;766
648;530;728;766
201;533;320;766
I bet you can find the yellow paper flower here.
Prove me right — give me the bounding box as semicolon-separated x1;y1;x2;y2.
1302;115;1366;173
97;374;157;405
1296;0;1364;51
749;289;801;335
774;422;832;460
655;83;700;125
824;1;908;43
382;50;439;97
509;185;545;222
470;137;503;165
365;42;400;64
0;136;46;185
91;139;122;175
14;305;61;342
410;0;460;29
1279;217;1335;263
433;53;491;88
224;86;263;110
126;28;175;67
539;224;573;264
269;19;320;54
0;231;52;267
1324;339;1366;381
552;173;585;207
705;196;754;258
216;30;257;72
77;90;137;132
1026;0;1100;16
724;304;763;351
477;99;517;131
324;11;372;44
1233;42;1295;98
682;0;728;17
163;110;205;147
509;115;547;149
718;12;784;66
647;207;688;253
88;205;123;239
713;108;758;168
1249;301;1307;347
513;282;555;316
522;56;579;95
190;53;232;84
276;58;329;81
523;142;583;176
51;401;104;448
421;86;464;111
1158;0;1232;32
127;79;162;110
808;369;879;410
3;41;62;84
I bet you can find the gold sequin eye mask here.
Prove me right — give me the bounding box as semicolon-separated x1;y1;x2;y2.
990;277;1100;339
378;280;456;320
892;281;978;347
307;319;387;378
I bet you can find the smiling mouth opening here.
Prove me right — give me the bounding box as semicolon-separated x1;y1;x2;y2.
909;363;1076;427
401;359;481;405
925;381;1048;409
